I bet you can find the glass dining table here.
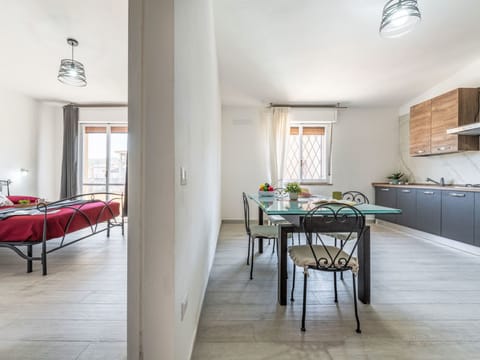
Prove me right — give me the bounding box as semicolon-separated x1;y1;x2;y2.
248;193;401;306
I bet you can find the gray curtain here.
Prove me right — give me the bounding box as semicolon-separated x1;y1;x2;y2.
60;105;79;199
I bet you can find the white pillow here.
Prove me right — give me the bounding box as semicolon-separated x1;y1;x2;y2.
0;194;13;207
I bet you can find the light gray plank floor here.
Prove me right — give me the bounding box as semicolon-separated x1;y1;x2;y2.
0;228;126;360
192;223;480;360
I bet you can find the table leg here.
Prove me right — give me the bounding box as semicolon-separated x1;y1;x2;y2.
258;206;264;253
357;226;371;304
278;225;289;305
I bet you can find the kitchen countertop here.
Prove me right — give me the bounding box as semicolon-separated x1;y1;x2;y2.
372;182;480;192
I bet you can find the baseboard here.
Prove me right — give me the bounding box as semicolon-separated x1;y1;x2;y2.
375;219;480;256
222;219;244;224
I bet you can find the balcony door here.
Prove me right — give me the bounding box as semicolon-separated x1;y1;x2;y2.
80;124;128;195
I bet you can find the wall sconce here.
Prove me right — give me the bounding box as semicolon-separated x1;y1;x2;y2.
20;168;29;177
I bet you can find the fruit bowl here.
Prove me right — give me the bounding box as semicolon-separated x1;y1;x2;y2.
258;182;274;197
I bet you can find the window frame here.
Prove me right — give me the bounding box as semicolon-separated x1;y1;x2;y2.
283;122;333;186
78;122;128;195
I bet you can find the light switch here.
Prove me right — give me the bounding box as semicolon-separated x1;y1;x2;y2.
180;167;187;185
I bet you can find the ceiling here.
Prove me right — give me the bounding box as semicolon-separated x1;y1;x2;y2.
213;0;480;107
2;1;479;108
0;0;127;104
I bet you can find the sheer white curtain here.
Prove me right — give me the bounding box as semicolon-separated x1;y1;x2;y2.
266;107;289;187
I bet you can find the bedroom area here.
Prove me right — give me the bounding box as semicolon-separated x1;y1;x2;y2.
0;1;128;359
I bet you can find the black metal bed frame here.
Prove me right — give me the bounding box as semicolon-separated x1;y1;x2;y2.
0;192;125;275
0;179;11;196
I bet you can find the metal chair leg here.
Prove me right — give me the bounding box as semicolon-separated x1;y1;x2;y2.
272;238;275;254
340;240;344;281
246;235;251;265
27;245;33;273
297;232;301;245
290;262;296;302
301;272;308;331
334;272;338;303
250;236;255;280
352;272;361;334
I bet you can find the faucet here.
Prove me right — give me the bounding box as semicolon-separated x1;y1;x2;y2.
426;177;445;186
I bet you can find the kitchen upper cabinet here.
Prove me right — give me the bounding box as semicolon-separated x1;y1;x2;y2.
375;187;397;223
416;189;442;236
410;100;432;156
431;88;479;154
409;88;479;156
441;190;475;244
396;188;416;228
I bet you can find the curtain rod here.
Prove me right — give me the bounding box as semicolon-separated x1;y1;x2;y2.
269;103;347;109
68;103;128;108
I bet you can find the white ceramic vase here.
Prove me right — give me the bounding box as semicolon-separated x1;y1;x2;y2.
289;192;299;200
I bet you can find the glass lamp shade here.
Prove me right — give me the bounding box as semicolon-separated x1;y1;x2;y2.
57;58;87;87
380;0;421;38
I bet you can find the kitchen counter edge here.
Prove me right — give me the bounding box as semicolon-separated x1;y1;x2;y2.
372;183;480;192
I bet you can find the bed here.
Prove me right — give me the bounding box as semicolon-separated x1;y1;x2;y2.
0;185;124;275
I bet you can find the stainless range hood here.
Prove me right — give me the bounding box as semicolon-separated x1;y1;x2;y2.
447;122;480;136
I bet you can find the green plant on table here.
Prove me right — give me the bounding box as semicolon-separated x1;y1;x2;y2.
285;182;301;194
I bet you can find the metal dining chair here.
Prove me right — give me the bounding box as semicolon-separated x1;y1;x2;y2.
325;191;369;283
267;187;301;246
242;192;278;279
289;202;366;333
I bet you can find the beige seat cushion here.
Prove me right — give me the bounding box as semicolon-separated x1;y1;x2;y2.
289;245;358;273
268;215;291;225
323;232;358;241
250;224;278;238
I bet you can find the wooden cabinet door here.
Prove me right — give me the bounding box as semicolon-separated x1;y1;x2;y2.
431;89;459;154
410;100;431;156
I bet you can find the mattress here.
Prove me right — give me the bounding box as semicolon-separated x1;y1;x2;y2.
0;201;120;242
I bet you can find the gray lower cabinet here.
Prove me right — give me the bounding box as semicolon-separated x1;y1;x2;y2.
396;188;417;227
441;190;475;244
375;187;397;223
475;193;480;247
416;189;442;235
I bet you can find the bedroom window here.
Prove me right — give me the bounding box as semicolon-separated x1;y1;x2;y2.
283;124;332;184
80;124;128;195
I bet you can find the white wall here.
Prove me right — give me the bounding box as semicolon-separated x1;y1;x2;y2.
221;106;269;220
221;106;399;220
128;0;221;359
398;56;480;184
399;56;480;116
0;88;38;195
36;103;63;200
174;0;221;358
79;107;128;123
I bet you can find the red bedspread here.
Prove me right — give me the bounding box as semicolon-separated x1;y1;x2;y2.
0;201;120;242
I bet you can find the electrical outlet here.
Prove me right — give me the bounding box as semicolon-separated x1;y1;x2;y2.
180;167;187;186
181;296;188;321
